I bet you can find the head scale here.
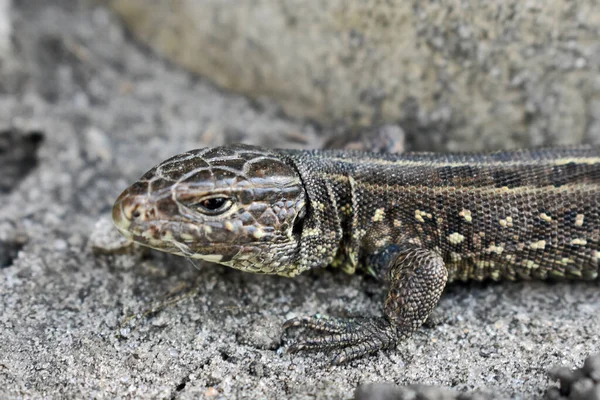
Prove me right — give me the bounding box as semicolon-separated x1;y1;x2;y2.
112;144;307;276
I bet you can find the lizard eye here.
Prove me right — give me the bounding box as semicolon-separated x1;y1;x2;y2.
196;196;232;215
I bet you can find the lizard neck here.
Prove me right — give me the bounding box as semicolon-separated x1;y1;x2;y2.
281;152;350;273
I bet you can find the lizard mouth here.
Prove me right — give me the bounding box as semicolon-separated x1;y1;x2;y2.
115;218;219;250
116;220;233;262
112;199;236;262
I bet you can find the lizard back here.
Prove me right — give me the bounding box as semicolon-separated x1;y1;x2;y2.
281;146;600;282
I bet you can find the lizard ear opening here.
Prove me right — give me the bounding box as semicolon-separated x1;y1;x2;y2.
291;207;306;240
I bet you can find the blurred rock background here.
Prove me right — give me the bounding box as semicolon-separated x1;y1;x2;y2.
106;0;600;150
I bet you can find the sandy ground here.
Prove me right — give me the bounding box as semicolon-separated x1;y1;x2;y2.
1;1;599;399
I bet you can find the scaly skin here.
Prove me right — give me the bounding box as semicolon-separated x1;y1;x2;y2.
113;144;600;364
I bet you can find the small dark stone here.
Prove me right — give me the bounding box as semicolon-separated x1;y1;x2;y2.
0;128;45;193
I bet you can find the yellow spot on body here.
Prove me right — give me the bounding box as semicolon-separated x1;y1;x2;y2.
340;204;353;215
353;229;367;240
475;260;495;269
204;225;213;234
375;238;390;248
595;251;600;260
372;208;385;222
415;210;425;223
539;213;552;222
450;252;462;262
407;237;421;245
447;232;465;245
161;231;173;240
486;245;504;254
575;214;585;227
529;240;546;250
499;216;513;228
426;213;432;219
393;219;402;227
252;229;266;239
561;257;573;265
459;209;472;223
224;221;234;232
524;260;539;269
570;238;587;245
305;228;320;236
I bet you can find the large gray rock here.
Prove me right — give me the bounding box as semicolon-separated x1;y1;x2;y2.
0;0;11;54
106;0;600;150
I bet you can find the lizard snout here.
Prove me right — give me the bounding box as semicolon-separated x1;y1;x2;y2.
112;189;157;233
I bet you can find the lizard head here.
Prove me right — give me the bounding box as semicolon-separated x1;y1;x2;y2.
112;144;307;275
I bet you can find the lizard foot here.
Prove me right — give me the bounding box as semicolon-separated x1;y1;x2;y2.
283;314;398;364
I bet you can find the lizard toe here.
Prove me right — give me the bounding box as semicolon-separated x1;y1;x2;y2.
287;331;365;353
283;313;355;333
284;315;398;364
331;339;391;365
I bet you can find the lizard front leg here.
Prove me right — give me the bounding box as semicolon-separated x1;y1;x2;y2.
284;246;448;364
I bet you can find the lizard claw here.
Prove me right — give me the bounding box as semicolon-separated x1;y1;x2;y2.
283;314;398;364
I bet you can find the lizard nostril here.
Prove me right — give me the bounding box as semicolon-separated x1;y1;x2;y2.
121;200;148;222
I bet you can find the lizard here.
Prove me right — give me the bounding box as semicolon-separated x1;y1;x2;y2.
112;143;600;364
